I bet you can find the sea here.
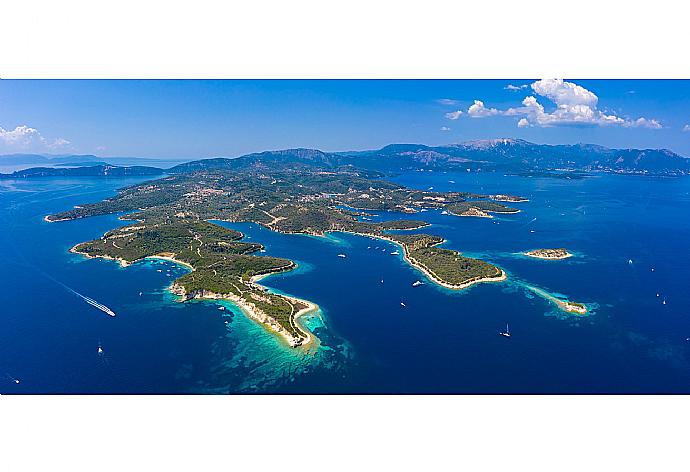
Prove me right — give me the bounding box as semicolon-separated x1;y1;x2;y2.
1;170;689;393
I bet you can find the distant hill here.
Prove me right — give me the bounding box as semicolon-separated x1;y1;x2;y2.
334;139;690;175
5;140;690;177
54;161;111;167
168;148;341;173
0;154;102;166
0;164;164;179
169;139;690;176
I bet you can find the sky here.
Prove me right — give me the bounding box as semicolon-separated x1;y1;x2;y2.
1;79;690;159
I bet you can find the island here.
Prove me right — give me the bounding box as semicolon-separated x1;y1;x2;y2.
490;194;529;203
48;162;510;347
385;234;506;289
524;248;573;260
558;300;588;315
446;201;520;218
519;283;589;316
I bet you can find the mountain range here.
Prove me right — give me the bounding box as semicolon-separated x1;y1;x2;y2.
2;139;690;178
169;139;690;175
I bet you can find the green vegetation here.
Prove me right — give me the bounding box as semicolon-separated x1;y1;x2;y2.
73;217;308;343
52;166;511;345
380;220;429;230
409;246;502;286
447;201;519;215
386;233;502;287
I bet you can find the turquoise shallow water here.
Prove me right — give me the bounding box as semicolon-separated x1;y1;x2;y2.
1;171;690;393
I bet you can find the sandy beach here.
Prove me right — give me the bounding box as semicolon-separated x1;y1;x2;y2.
69;242;317;348
69;244;132;267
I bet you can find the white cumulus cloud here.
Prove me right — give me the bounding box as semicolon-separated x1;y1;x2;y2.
0;125;71;152
625;117;662;129
440;126;451;131
467;100;500;118
461;79;663;129
444;110;463;120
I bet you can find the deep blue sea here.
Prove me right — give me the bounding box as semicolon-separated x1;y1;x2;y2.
2;171;690;393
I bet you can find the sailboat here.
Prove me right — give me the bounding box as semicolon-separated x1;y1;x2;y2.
400;300;406;307
499;323;511;338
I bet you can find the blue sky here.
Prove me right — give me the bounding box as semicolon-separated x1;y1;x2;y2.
1;80;689;159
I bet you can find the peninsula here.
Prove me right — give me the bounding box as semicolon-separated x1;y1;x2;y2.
48;160;513;347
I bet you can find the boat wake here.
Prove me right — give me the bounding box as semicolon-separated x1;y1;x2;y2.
29;263;117;317
66;287;116;317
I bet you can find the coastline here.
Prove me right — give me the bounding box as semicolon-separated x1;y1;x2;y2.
247;263;322;349
145;254;195;271
339;230;508;291
65;214;506;348
69;243;132;267
170;280;317;349
523;250;573;260
70;242;317;349
524;254;572;260
448;208;521;219
519;282;588;315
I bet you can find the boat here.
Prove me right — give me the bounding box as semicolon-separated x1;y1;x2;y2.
97;343;103;355
499;323;511;338
381;278;384;284
412;281;423;287
628;259;633;265
337;254;346;258
218;306;225;311
400;301;406;307
390;250;399;256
